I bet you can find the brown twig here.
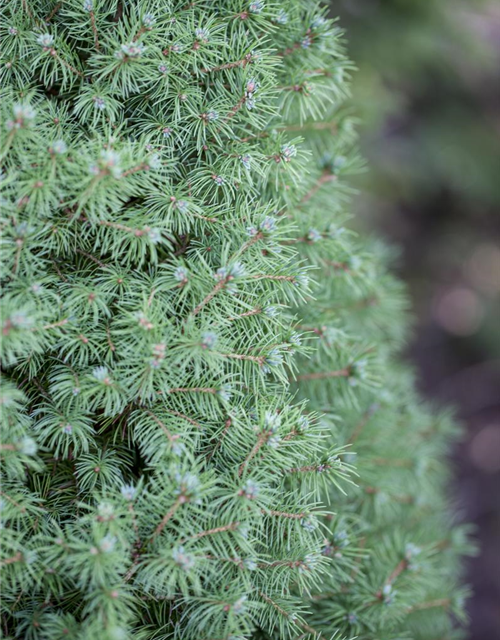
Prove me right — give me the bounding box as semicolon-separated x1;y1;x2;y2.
239;432;268;476
149;497;183;542
300;172;337;204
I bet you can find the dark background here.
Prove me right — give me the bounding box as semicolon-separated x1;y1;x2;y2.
332;1;500;637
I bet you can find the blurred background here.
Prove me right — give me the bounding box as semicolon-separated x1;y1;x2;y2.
331;0;500;637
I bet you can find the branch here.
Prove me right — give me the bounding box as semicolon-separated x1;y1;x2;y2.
221;352;265;365
264;509;307;519
166;386;217;395
144;409;178;445
227;307;262;322
200;54;253;74
89;11;101;51
0;552;23;567
239;432;268;476
259;592;329;640
299;172;337;205
164;408;201;428
149;497;183;542
190;277;228;317
181;521;240;543
206;417;232;462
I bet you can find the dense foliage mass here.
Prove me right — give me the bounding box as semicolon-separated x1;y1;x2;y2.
0;2;472;639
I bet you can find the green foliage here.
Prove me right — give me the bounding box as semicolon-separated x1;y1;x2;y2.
337;0;500;207
0;1;472;639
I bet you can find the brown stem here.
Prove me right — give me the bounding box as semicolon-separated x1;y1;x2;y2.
324;260;350;272
221;94;246;125
149;497;183;542
222;352;265;365
277;31;315;58
76;248;107;268
201;54;252;74
371;457;413;468
284;463;331;474
127;503;141;555
206;417;232;462
164;408;201;428
122;162;149;177
300;172;337;204
238;131;269;143
106;326;116;352
51;260;68;281
1;552;23;567
239;432;268;476
249;274;296;282
44;2;62;22
39;318;69;331
99;220;141;235
227;307;262;321
144;410;177;444
21;0;36;22
13;239;22;275
166;386;217;395
0;491;26;513
181;521;240;543
264;509;306;519
260;592;328;640
52;50;84;77
190;277;228;317
89;11;101;51
375;558;409;600
232;231;264;260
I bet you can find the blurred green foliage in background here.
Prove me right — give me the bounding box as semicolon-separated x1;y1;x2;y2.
339;0;499;205
331;1;500;638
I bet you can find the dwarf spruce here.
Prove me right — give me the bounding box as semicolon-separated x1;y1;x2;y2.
0;2;472;639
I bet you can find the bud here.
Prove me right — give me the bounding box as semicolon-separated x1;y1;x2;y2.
232;595;247;614
19;437;37;456
172;546;195;571
93;96;106;111
307;228;322;243
276;10;288;25
51;140;67;155
201;331;218;350
92;366;112;384
142;13;156;28
116;42;146;60
37;34;54;48
240;154;251;170
121;484;137;501
195;27;210;42
174;266;188;282
217;384;233;402
249;1;264;14
99;535;117;553
240;479;260;500
280;144;297;163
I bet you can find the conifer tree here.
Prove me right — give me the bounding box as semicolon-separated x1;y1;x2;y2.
0;2;472;639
